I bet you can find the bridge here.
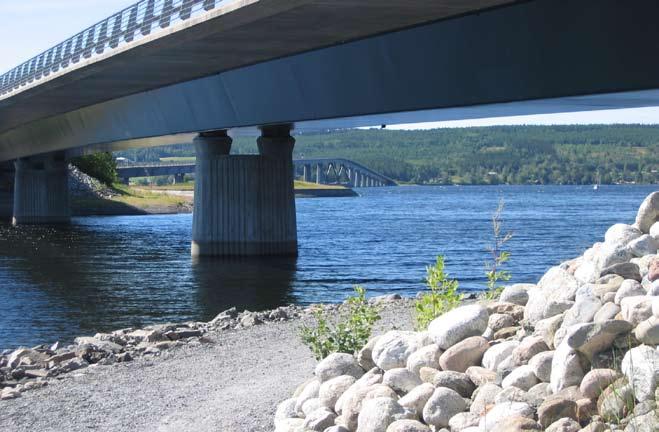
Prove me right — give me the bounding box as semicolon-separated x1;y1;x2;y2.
116;158;397;187
2;0;659;256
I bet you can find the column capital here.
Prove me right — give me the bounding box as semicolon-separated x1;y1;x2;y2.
193;130;232;157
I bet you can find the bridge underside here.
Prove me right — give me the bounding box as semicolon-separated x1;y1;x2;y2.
2;0;659;160
2;0;659;255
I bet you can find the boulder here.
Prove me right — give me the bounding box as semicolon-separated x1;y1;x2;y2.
470;383;502;415
422;387;467;428
534;314;565;349
482;340;519;371
600;262;642;282
593;302;621;323
465;366;498;387
319;375;356;409
6;348;48;368
357;336;380;371
623;410;659;432
295;379;321;414
301;398;323;417
489;416;542;432
495;386;531;405
315;353;364;383
545;417;581;432
488;313;516;332
398;383;435;416
494;326;520;340
550;343;587;394
439;336;489;373
634;316;659;345
564;320;633;360
383;368;423;394
430;371;475;397
605;223;643;245
502;365;539;391
628;234;658;257
428;305;489;350
590;276;625;298
488;302;526;321
406;344;441;375
579;369;619;400
447;412;479;431
538;397;578;428
635;191;659;233
500;284;532;306
650;258;659;282
275;398;299;428
357;397;407;432
372;331;424;371
512;336;550;366
385;419;431;432
620;296;653;325
561;293;602;329
574;260;600;284
597;378;635;422
651;221;659;239
596;242;634;270
525;267;579;323
479;402;535;430
528;350;554;383
303;408;337;431
621;345;658;402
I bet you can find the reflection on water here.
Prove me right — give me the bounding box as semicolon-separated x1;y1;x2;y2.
0;184;657;348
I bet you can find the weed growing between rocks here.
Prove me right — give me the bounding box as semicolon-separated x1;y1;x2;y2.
414;256;463;331
300;286;381;360
484;198;513;300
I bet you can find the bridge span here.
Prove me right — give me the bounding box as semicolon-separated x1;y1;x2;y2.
2;0;659;256
116;158;397;188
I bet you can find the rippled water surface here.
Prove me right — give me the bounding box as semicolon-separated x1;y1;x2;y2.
0;185;655;348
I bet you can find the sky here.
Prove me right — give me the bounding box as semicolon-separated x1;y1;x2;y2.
1;0;658;129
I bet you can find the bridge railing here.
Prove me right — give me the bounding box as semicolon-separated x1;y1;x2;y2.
0;0;225;98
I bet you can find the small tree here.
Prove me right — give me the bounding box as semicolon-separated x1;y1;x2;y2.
484;198;513;299
71;152;117;186
414;256;462;330
300;286;381;360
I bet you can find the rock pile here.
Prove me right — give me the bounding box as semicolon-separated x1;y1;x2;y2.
275;192;659;432
0;305;303;401
68;164;116;200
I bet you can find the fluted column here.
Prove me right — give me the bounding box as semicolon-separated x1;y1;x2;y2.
191;126;297;257
12;152;70;225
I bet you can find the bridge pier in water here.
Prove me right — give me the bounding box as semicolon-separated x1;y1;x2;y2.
191;125;297;257
12;152;70;225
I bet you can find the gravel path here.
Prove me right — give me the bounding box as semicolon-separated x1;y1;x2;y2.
0;301;414;432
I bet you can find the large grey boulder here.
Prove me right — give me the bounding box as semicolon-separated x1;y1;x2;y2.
398;383;435;417
319;375;356;409
383;368;423;394
534;314;564;349
470;383;503;415
635;191;659;233
315;353;364;382
628;234;659;257
614;280;646;304
428;304;489;350
501;365;539;391
620;296;654;325
295;379;321;414
303;408;337;431
561;293;602;329
634;316;659;345
596;242;634;270
600;262;642;282
604;223;643;246
275;398;299;428
372;331;424;371
621;345;658;402
478;402;535;430
447;412;479;431
500;284;532;306
385;420;431;432
579;369;619;400
422;387;467;428
357;397;408;432
550;342;587;394
406;344;442;375
528;350;554;383
430;370;475;397
511;336;550;366
482;340;519;371
525;267;579;323
564;320;633;360
593;302;621;323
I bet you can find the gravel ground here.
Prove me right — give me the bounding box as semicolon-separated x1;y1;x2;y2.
0;301;414;432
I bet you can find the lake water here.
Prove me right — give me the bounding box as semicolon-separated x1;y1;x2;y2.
0;185;655;349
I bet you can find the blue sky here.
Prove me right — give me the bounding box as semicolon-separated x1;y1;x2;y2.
1;0;658;128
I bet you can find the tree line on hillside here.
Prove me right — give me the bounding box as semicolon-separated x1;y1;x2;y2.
115;124;659;185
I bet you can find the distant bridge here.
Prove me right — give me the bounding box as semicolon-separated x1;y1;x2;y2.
116;158;397;187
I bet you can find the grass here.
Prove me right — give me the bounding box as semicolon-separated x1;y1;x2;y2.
110;183;191;209
159;157;196;163
138;180;347;191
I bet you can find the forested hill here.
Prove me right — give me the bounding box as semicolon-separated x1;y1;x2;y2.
117;124;659;185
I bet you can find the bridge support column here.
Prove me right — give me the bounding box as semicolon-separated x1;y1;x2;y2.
0;162;14;222
315;164;324;184
191;126;297;257
12;152;70;225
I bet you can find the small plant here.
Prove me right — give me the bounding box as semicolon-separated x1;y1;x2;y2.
484;198;513;300
414;255;463;331
300;286;381;360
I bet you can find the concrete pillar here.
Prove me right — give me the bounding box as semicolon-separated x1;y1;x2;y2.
191;126;297;257
361;175;367;188
12;152;70;225
303;164;311;182
315;163;324;184
0;162;14;222
174;173;185;184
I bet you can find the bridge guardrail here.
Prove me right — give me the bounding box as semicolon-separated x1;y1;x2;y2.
0;0;225;98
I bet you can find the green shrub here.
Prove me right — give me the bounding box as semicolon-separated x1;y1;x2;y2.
414;256;463;330
484;198;513;300
300;286;381;360
71;152;117;186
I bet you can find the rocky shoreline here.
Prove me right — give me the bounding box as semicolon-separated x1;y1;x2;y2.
274;192;659;432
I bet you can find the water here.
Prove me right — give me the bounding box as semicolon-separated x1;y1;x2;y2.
0;185;655;349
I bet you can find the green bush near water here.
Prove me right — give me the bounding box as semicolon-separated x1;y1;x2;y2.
71;152;117;186
414;256;463;331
